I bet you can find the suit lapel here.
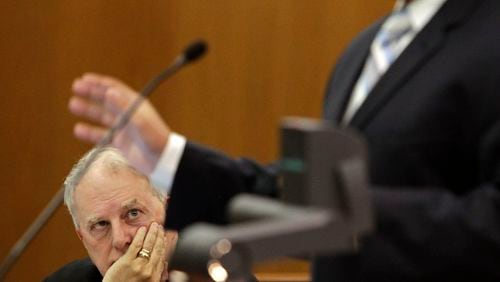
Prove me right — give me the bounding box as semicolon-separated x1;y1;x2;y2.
348;0;480;129
325;27;378;123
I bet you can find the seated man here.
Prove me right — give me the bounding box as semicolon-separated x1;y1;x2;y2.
45;146;177;282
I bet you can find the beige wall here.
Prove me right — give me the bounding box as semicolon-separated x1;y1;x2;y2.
0;1;393;280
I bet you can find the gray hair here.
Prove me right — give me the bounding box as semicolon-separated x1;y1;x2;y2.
63;146;165;227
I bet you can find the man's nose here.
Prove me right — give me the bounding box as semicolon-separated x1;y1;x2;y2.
111;222;134;251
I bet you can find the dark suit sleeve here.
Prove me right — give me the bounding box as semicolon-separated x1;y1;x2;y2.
165;142;278;231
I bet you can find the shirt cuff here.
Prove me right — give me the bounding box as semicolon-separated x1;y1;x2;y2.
149;132;186;195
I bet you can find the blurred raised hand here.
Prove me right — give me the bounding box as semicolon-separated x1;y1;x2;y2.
70;73;170;174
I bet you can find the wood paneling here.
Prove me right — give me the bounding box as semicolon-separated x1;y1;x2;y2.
0;1;392;280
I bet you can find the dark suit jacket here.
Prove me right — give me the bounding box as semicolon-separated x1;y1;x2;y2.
44;258;102;282
166;0;500;281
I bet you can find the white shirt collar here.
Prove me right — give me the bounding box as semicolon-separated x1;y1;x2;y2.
395;0;447;31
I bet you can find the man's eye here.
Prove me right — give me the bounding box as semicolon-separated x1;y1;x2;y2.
128;209;142;219
91;221;109;231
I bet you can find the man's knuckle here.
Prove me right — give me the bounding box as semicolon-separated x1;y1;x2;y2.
133;240;142;249
131;263;142;273
140;268;153;279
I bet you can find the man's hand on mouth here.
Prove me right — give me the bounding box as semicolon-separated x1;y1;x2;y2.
102;223;168;282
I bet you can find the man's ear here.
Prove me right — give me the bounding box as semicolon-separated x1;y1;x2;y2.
75;229;83;241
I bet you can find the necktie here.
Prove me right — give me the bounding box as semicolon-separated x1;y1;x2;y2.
342;7;413;124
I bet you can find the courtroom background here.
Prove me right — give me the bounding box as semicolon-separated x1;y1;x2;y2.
0;1;392;281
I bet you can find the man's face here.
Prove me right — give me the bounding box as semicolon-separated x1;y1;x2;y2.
73;163;166;275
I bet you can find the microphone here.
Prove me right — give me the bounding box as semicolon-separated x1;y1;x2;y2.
0;39;208;280
99;39;208;145
184;40;207;63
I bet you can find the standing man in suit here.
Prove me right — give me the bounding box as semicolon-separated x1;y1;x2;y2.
68;0;500;280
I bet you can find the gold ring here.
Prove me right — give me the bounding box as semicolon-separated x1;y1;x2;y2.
138;248;151;260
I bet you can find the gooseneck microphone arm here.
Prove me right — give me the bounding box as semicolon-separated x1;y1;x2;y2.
99;40;207;146
0;40;207;281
